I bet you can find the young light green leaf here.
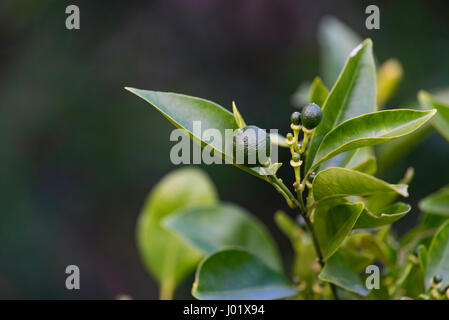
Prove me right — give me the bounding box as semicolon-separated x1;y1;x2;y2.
425;220;449;290
232;101;246;129
309;76;329;107
192;249;297;300
418;244;428;274
137;168;218;299
354;202;411;229
163;203;282;272
125;88;279;177
419;185;449;216
377;58;403;107
306;39;376;173
318;16;362;87
319;251;369;296
419;91;449;142
314;199;364;260
274;210;297;241
312;167;408;203
309;109;436;172
291;81;312;109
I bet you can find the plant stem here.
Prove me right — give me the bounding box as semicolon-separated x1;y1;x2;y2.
159;282;175;300
269;175;299;209
270;174;340;299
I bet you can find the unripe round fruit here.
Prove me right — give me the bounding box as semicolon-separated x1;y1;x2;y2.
301;103;322;129
292;153;300;162
233;125;270;166
291;111;301;125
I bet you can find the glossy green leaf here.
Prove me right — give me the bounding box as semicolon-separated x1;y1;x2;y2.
137;168;218;298
419;185;449;216
425;220;449;290
338;248;374;273
354;202;411;229
164;203;281;271
319;251;369;296
312;167;408;204
309;76;329;107
309;109;436;172
419;91;449;142
125;88;279;177
314;199;364;260
377;58;403;107
318;16;362;87
306;39;376;173
192;249;297;300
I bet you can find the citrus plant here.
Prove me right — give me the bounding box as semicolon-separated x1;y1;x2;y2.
126;18;449;300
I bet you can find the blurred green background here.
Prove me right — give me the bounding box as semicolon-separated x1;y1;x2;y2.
0;0;448;299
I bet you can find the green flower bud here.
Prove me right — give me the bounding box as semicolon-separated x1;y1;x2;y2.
308;172;317;182
433;274;443;285
301;103;322;129
233;125;271;166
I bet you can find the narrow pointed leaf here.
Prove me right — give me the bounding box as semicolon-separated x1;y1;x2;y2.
419;185;449;216
309;109;436;172
425;220;449;290
418;244;428;274
192;249;297;300
306;39;376;172
125;88;279;177
355;202;411;229
232;101;246;129
312;167;408;203
137;168;218;294
164;203;281;271
314;199;364;260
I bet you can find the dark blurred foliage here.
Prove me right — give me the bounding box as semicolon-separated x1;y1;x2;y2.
0;0;448;299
